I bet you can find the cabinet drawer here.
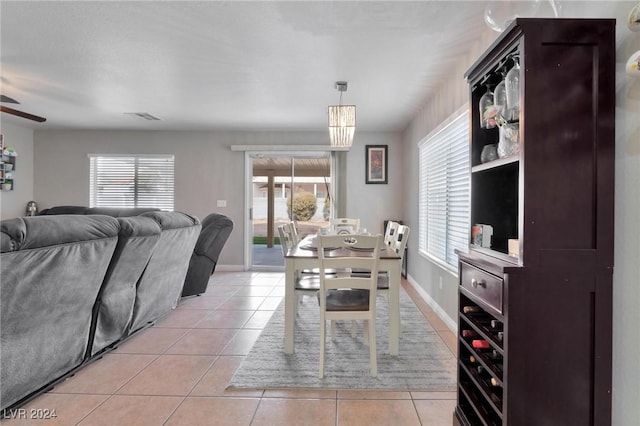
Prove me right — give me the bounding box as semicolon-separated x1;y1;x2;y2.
460;262;503;314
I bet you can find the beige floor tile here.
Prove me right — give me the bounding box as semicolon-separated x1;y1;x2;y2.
262;389;337;399
51;353;157;394
207;276;252;287
202;284;242;298
221;329;263;355
233;286;277;297
243;310;276;329
248;276;284;286
217;296;268;310
337;390;411;400
269;286;286;297
177;296;228;310
258;296;284;310
190;356;263;398
410;391;457;400
414;399;457;426
164;328;239;355
77;395;182;426
337;399;421;426
154;308;212;328
165;397;260;426
195;310;254;329
117;354;215;396
252;398;337;426
113;327;189;355
0;393;108;426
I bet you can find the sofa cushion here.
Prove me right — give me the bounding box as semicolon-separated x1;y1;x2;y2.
129;212;201;332
0;215;119;410
90;216;162;356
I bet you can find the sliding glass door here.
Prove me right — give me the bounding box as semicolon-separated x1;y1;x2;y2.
249;152;332;269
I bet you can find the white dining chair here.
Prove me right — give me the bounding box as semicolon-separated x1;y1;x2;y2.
383;221;400;247
278;223;319;314
317;233;382;378
330;218;360;235
351;224;410;295
377;224;410;295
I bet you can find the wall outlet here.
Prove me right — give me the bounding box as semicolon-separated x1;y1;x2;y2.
217;200;227;208
439;276;443;290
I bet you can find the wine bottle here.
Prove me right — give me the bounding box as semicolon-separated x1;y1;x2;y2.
462;305;481;314
472;339;490;349
497;331;504;342
469;355;477;364
462;329;478;338
490;377;500;387
490;319;503;330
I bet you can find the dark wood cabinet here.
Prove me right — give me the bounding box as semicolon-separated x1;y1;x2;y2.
455;19;615;426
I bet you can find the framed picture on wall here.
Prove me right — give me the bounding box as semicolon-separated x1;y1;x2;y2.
365;145;388;184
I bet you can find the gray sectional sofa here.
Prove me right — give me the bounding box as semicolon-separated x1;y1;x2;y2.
0;211;201;412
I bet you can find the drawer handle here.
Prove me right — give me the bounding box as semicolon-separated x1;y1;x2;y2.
471;278;486;288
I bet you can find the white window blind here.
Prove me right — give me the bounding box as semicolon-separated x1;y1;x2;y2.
89;155;174;211
418;110;470;272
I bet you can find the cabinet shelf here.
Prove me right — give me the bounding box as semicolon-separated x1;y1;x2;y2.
471;155;518;173
459;313;504;353
459;362;503;413
458;374;502;425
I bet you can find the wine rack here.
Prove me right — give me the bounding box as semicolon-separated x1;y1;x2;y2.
454;19;615;426
456;263;505;425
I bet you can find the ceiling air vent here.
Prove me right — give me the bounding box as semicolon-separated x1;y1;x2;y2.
124;112;161;121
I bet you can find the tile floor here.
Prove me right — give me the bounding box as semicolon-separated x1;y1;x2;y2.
2;272;458;426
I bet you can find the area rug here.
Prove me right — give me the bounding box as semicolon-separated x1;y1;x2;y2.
228;290;457;391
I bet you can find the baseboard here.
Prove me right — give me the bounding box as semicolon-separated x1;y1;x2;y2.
406;274;457;333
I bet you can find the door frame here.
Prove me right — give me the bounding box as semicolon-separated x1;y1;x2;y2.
241;147;345;271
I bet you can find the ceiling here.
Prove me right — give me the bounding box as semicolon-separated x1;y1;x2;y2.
0;1;494;132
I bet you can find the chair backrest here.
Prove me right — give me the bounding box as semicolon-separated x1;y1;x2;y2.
330;218;360;235
317;234;382;309
277;223;297;256
383;221;400;247
389;225;410;259
289;221;301;244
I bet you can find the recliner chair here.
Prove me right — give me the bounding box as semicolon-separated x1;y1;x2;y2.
181;213;233;297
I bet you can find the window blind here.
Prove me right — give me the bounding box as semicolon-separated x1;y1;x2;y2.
418;111;470;272
89;155;174;211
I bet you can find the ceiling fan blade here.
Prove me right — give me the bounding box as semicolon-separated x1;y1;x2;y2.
0;105;46;122
0;95;20;104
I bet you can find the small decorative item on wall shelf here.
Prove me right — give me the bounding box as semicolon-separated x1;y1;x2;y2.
365;145;388;184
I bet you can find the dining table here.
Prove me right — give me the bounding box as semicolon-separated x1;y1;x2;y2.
284;234;402;356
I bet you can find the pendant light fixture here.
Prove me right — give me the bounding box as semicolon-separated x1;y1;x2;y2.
328;81;356;149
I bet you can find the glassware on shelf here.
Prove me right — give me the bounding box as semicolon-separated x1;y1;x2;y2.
479;84;496;129
505;55;520;121
493;71;508;123
480;144;499;163
497;122;520;158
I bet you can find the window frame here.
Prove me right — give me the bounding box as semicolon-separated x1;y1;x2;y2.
88;154;175;211
417;107;470;275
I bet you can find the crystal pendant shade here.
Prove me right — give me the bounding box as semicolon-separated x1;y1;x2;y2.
328;104;356;148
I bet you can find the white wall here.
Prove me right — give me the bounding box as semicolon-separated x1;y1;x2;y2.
33;129;402;268
401;2;640;424
0;121;34;219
